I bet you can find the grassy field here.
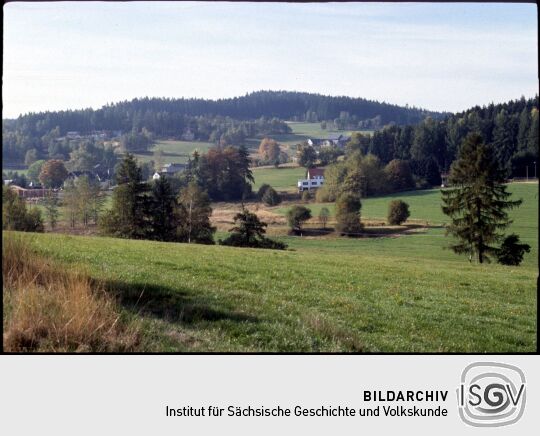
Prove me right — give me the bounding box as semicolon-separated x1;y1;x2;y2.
287;122;373;138
5;182;537;352
245;122;373;153
2;166;29;176
133;140;214;165
252;166;307;191
275;183;538;267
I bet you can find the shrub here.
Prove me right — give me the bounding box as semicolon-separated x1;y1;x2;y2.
262;187;281;206
384;160;415;192
387;200;410;225
301;190;311;203
27;160;46;184
286;205;312;234
2;186;44;232
319;207;330;229
496;234;531;266
39;159;68;188
335;193;362;235
315;187;334;203
219;208;287;250
257;183;271;199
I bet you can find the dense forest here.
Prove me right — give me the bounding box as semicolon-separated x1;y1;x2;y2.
2;91;443;162
344;95;539;178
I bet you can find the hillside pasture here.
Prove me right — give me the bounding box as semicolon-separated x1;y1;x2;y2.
5;183;536;352
252;166;306;191
272;183;538;268
133;140;214;165
287;122;373;138
7;219;536;352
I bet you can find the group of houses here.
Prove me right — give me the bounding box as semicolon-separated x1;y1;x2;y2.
295;133;350;192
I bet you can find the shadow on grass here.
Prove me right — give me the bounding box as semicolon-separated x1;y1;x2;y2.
104;280;258;325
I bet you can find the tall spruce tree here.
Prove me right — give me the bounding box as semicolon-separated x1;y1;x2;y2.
100;154;151;238
441;133;522;263
527;108;539;154
492;110;517;176
517;107;531;152
151;177;177;241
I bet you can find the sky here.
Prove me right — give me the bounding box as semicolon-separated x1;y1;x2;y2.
2;1;538;118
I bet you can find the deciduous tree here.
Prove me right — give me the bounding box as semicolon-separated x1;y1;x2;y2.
39;160;68;188
335;193;362;235
176;182;215;244
286;205;312;235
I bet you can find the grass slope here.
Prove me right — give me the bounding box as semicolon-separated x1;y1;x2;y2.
274;183;538;264
252;166;307;191
133;140;214;165
287;122;373;138
9;180;537;353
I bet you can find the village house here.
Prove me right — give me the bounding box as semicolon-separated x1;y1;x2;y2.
65;170;101;183
153;163;187;180
297;167;325;192
181;129;195;141
307;138;323;147
322;133;351;148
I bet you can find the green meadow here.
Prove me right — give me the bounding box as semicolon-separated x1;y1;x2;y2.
287;122;373;138
252;166;307;191
7;183;537;352
133;140;214;165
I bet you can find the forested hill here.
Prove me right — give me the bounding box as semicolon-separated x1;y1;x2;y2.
107;91;445;124
3;90;444;133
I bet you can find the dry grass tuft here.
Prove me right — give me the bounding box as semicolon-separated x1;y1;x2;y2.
305;313;365;352
2;235;140;352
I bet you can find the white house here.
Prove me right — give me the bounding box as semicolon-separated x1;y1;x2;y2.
297;167;325;192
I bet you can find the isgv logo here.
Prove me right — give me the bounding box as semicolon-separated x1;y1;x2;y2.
457;362;526;427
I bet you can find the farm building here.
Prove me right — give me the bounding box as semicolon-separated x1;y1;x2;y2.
66;170;101;182
8;185;52;199
153;163;187;180
322;133;351;148
297;167;325;192
161;163;186;175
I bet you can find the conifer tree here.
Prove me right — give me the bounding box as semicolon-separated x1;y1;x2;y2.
441;133;522;263
219;208;286;249
151;177;177;241
492;110;517;175
517;108;531;152
100;154;152;238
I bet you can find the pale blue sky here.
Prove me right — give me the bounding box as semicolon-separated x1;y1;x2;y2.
2;2;538;118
